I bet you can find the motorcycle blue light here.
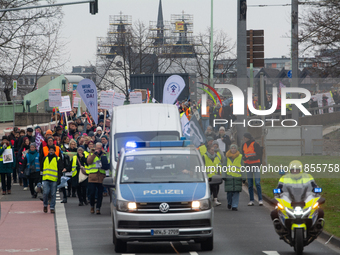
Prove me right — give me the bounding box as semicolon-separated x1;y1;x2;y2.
273;188;282;194
314;188;322;193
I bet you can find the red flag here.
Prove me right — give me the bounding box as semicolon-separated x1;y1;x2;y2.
85;112;92;125
147;88;150;103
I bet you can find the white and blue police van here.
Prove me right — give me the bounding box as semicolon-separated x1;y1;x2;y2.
103;140;215;253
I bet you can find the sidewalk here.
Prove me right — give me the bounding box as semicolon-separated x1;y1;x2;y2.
0;184;57;254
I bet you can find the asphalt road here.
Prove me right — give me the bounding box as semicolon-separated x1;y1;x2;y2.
1;183;339;255
61;185;340;255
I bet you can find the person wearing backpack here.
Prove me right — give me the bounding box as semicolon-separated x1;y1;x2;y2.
20;143;41;198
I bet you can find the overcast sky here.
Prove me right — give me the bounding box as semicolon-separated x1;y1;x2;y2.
55;0;301;71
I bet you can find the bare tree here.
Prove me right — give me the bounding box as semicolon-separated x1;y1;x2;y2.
300;0;340;75
0;0;66;101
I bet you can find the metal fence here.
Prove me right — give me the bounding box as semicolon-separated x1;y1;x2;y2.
0;100;37;123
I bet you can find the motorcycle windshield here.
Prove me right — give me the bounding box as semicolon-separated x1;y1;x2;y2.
282;182;314;203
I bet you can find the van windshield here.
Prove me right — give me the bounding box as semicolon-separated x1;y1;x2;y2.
114;131;180;160
120;154;204;183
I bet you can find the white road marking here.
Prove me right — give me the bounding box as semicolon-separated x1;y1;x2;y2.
180;241;189;245
189;252;199;255
9;211;42;214
0;248;49;252
263;251;280;255
55;202;73;255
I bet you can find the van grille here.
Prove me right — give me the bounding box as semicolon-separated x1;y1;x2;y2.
118;219;211;229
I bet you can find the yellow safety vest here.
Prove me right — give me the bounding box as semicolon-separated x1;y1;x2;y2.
199;145;207;156
279;173;314;186
0;145;11;162
71;155;77;177
43;156;59;182
203;153;221;178
226;154;243;178
85;153;106;175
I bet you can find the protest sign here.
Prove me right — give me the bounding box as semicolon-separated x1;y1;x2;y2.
113;93;125;106
59;96;72;113
48;89;62;107
100;91;115;110
129;91;143;104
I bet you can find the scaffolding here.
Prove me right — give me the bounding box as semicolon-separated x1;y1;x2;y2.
97;12;132;58
149;11;199;58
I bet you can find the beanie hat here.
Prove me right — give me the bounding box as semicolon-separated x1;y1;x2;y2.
46;130;53;135
243;132;252;140
206;136;214;142
96;127;102;132
30;143;37;148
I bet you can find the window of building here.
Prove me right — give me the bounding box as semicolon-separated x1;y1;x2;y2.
30;78;34;85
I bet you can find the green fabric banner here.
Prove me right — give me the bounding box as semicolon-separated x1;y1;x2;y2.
24;75;64;110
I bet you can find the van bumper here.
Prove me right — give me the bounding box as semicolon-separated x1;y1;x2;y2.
114;209;213;241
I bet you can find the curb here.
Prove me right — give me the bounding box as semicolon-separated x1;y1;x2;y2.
245;182;340;249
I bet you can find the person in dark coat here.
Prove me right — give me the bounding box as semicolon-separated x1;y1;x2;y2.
71;146;88;206
17;137;31;190
20;143;41;198
17;127;35;149
222;144;245;211
0;136;16;195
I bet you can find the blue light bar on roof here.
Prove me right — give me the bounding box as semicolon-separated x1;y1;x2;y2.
126;140;191;149
126;141;137;148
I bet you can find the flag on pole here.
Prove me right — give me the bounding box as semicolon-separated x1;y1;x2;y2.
279;81;286;94
147;88;150;103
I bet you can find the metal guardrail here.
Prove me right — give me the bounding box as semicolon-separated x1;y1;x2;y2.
0;100;24;123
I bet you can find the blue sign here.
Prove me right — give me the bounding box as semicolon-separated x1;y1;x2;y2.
287;70;292;78
73;84;77;90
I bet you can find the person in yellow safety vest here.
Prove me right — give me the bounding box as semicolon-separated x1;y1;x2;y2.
270;160;324;221
241;132;263;206
41;145;65;214
198;136;214;156
0;136;16;195
71;146;88;206
212;140;223;162
222;144;245;211
86;142;109;215
202;145;222;206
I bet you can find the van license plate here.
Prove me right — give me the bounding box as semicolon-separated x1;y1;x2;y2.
151;229;179;236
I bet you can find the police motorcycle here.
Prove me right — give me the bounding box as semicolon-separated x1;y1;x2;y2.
271;184;325;255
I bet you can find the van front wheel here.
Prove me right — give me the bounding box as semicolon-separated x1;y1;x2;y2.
113;224;127;253
201;236;213;251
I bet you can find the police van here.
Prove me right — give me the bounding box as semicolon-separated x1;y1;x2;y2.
103;140;214;253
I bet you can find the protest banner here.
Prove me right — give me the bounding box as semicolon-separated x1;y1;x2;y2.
129;91;143;104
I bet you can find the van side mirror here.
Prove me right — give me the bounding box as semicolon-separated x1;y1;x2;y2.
103;177;115;188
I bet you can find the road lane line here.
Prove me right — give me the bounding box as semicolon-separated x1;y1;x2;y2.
263;251;280;255
180;241;189;245
55;202;73;255
189;252;199;255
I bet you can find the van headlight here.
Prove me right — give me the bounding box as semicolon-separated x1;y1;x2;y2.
117;200;137;212
192;199;210;211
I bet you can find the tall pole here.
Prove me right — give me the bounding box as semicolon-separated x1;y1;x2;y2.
210;0;214;88
237;0;248;145
291;0;299;121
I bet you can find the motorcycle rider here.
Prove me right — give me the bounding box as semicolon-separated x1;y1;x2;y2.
270;160;324;221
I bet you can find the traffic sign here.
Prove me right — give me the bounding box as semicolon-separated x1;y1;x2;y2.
288;70;292;78
13;80;17;97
